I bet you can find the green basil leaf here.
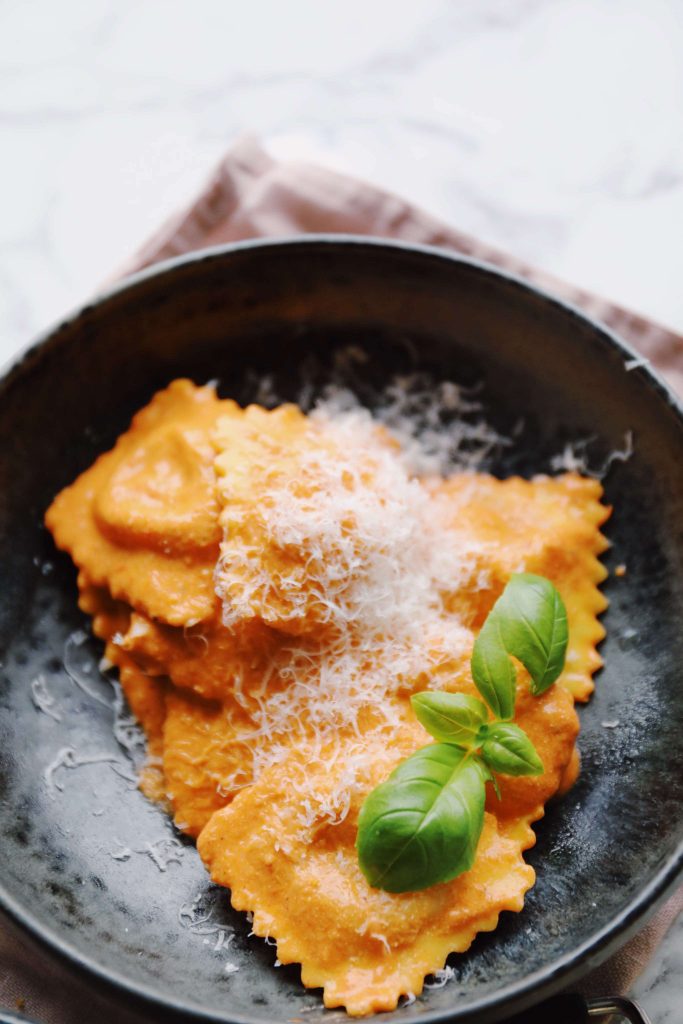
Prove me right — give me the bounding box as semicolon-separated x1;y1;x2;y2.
480;723;544;777
410;692;488;746
495;573;568;696
471;574;568;712
356;745;487;893
471;616;517;720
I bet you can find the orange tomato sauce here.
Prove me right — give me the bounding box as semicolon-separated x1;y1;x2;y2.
45;379;609;1015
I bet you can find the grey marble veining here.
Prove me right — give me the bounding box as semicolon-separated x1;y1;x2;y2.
1;0;683;369
0;0;680;1019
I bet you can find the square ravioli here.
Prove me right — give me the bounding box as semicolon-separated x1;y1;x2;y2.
45;380;610;1016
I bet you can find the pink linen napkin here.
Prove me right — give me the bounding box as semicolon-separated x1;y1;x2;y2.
122;136;683;395
2;136;681;1024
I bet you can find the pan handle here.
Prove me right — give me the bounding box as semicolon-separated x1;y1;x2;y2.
586;995;653;1023
0;995;654;1024
506;993;652;1023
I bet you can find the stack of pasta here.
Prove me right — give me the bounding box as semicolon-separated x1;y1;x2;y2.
46;378;608;1015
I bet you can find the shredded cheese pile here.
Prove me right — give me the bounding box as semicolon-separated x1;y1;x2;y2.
212;403;476;827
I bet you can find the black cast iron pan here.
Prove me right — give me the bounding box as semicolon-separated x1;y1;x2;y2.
0;238;681;1023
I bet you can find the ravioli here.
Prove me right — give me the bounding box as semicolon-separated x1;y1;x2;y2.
46;379;227;625
435;474;608;701
198;741;537;1017
45;380;609;1016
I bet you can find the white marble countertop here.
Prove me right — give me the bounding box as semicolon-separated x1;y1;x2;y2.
0;0;681;1019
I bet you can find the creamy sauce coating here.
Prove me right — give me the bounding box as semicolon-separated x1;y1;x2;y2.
45;379;609;1015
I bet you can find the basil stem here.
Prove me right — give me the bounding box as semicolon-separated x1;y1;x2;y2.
356;574;568;893
356;744;488;893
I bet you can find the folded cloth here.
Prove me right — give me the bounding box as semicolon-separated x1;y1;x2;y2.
2;137;681;1024
121;136;683;396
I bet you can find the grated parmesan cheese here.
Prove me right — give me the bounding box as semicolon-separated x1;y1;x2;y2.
43;745;136;797
370;932;392;955
178;890;235;943
109;678;147;764
211;403;479;831
110;843;133;862
63;630;111;707
549;430;633;478
139;837;184;872
30;674;62;722
210;361;623;842
423;965;455;989
312;376;510;476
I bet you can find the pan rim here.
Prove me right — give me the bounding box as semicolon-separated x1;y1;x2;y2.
1;234;682;1024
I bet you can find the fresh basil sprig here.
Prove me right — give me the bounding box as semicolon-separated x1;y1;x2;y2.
471;573;569;717
356;573;568;893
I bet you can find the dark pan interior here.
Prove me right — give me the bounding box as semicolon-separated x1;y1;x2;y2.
0;238;682;1024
